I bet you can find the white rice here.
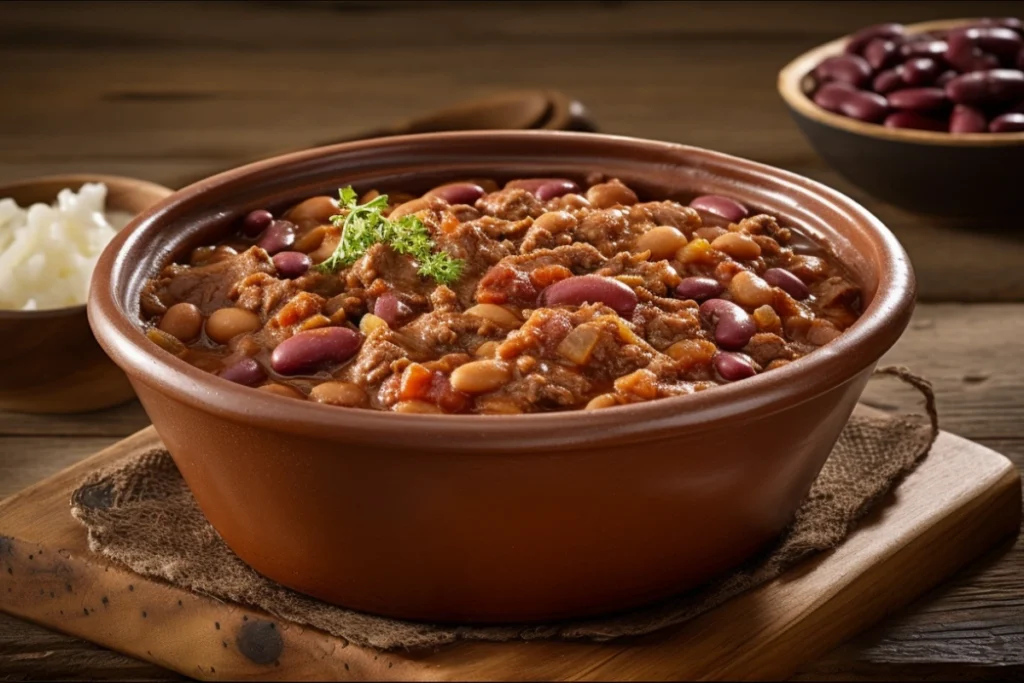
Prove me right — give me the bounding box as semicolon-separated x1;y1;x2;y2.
0;183;133;311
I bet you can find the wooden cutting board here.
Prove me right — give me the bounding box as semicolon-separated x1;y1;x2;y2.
0;419;1019;681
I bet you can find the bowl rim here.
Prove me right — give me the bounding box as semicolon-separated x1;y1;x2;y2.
0;173;174;319
778;17;1024;147
88;130;916;452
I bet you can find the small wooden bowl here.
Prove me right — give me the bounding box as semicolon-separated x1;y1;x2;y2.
0;175;173;413
778;18;1024;217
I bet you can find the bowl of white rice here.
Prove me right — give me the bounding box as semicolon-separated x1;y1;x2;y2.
0;174;172;413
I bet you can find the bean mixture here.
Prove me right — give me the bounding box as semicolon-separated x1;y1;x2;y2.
809;17;1024;133
139;177;862;414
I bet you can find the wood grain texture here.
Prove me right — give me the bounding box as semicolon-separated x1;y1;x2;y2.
0;424;1018;681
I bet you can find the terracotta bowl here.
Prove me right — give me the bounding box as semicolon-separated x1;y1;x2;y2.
778;18;1024;218
0;174;172;413
88;131;916;624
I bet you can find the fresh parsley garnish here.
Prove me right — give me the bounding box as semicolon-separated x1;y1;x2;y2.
315;187;465;286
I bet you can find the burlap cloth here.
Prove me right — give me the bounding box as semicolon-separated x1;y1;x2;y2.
70;366;938;651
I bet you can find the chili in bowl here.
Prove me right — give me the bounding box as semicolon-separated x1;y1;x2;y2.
88;131;915;623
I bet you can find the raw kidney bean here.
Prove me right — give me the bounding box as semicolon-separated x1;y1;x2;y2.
272;251;311;279
270;327;362;375
887;87;948;111
813;81;858;112
949;104;989;133
845;23;906;55
258;220;297;254
975;18;1023;34
944;33;1001;73
958;26;1023;59
873;69;904;94
427;182;486;205
714;351;757;382
989;112;1024;132
535;179;580;200
839;90;889;122
373;292;413;328
946;70;1024;105
688;195;748;223
884;111;948;131
900;39;948;59
763;268;810;300
241;209;273;237
864;38;900;70
814;54;872;87
900;58;942;87
936;70;959;87
219;358;267;386
675;276;724;302
540;275;638;316
699;299;756;350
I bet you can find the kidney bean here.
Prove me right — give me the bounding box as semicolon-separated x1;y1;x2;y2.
427;182;486;205
812;81;857;112
689;195;748;223
990;112;1024;132
675;276;724;302
887;87;948;111
241;209;273;237
1010;100;1024;114
219;358;267;387
700;299;756;350
763;268;810;300
946;69;1024;105
975;18;1024;35
883;111;948;131
506;177;577;195
936;70;959;87
714;351;757;382
864;38;900;70
899;39;948;59
272;251;311;279
945;33;1001;72
1019;46;1024;70
814;54;872;87
373;292;412;328
959;26;1023;59
270;327;362;376
536;179;581;201
257;219;297;254
839;90;889;122
872;69;904;94
845;22;906;55
949;104;989;133
900;58;942;87
540;275;638;317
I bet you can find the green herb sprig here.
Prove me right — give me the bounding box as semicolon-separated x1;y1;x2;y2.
315;187;464;286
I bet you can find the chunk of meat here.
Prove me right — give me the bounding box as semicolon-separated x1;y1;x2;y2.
142;247;274;316
474;188;546;221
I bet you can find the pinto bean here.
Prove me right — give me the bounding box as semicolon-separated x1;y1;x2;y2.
728;271;775;307
159;302;203;342
270;327;362;375
532;210;577;234
388;197;430;220
586;181;639;209
635;225;688;260
450;360;511;394
310;381;368;407
284;196;339;224
465;303;522;328
206;308;261;344
540;275;638;316
700;298;756;350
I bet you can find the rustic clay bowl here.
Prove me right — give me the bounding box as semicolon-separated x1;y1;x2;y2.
0;174;172;413
88;131;916;624
778;18;1024;217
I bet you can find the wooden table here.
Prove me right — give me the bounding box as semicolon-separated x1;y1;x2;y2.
1;1;1021;680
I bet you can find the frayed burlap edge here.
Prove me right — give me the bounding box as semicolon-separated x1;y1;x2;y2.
70;366;937;651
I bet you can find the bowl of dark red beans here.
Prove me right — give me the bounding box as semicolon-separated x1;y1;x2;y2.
88;131;915;623
779;17;1024;217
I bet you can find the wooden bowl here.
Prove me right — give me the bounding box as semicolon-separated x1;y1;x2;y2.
89;131;916;623
0;175;173;413
778;18;1024;217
